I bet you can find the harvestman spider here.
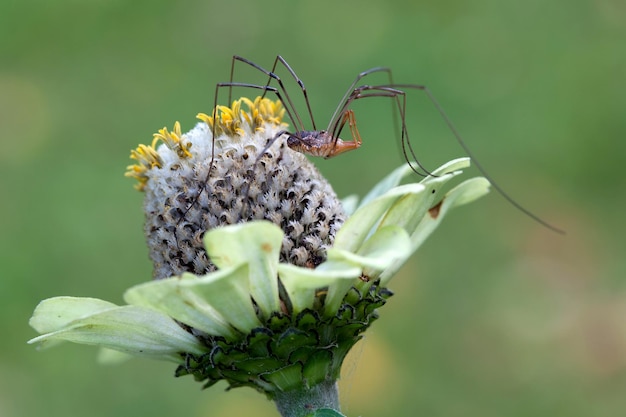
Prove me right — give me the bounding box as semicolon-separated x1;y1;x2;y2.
180;55;564;235
219;56;433;175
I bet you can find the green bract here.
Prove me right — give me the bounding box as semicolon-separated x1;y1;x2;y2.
29;157;489;396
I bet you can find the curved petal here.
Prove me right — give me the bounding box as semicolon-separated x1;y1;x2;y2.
29;297;118;334
203;221;282;318
124;265;262;338
328;225;411;272
358;163;415;209
378;177;490;283
411;177;490;251
28;301;205;362
179;266;262;334
334;159;471;255
334;184;425;253
358;158;470;210
278;261;361;315
420;157;470;180
378;164;468;235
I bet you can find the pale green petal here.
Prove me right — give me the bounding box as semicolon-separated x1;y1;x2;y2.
314;260;366;316
28;302;205;361
358;164;415;209
356;225;411;280
178;266;261;334
124;267;261;338
379;177;490;283
378;164;467;236
328;225;411;271
357;158;470;210
203;221;282;318
420;157;470;181
127;265;262;336
29;296;118;334
334;159;470;255
277;261;361;314
376;192;430;240
125;274;233;338
411;177;490;251
333;184;425;253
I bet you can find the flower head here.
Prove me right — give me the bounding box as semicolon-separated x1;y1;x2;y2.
126;97;343;279
30;96;489;406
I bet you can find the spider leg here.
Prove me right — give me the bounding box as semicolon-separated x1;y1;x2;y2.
384;83;565;234
230;56;307;132
346;109;363;149
328;67;393;130
324;110;362;158
268;56;317;130
333;86;435;177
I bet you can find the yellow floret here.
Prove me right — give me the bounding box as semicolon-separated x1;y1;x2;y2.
127;97;286;192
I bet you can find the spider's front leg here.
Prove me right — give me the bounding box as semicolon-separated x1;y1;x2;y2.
325;109;362;158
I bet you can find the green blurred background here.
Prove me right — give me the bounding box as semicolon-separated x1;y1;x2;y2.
2;0;625;416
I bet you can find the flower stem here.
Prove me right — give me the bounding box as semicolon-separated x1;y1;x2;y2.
273;380;341;417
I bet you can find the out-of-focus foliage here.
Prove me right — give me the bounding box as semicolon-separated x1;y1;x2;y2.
2;1;624;416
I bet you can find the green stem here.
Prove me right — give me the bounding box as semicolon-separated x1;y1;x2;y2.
273;380;340;417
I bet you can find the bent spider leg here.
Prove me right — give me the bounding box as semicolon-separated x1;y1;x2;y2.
322;109;362;158
333;85;436;177
328;67;393;130
229;55;314;132
265;55;317;130
389;83;565;234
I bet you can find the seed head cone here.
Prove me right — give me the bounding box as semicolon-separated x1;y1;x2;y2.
137;100;346;279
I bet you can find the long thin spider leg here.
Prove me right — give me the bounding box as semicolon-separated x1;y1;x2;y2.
343;85;439;176
229;56;273;102
394;91;433;177
360;84;457;177
230;56;305;132
328;68;403;166
272;56;317;130
381;83;565;234
330;85;436;176
328;67;393;131
382;70;402;151
329;84;401;140
383;87;432;177
227;56;237;105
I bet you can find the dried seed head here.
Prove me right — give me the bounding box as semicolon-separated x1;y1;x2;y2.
127;97;346;279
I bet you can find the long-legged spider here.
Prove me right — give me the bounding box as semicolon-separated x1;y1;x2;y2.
219;55;434;176
184;55;564;234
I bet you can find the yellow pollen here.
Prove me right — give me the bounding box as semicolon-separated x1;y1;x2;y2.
197;96;286;137
126;97;286;192
152;121;192;159
124;144;163;191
